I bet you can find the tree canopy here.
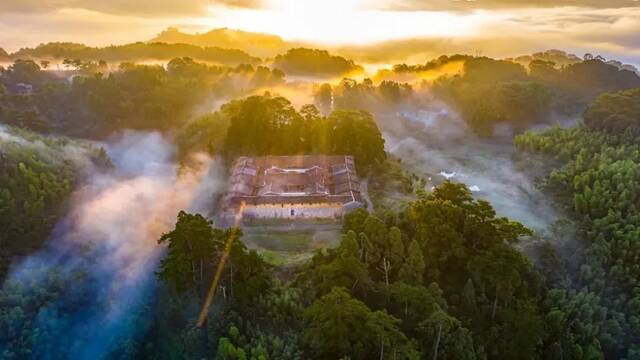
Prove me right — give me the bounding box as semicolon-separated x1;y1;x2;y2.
583;87;640;136
273;48;364;77
0;58;284;138
178;94;386;171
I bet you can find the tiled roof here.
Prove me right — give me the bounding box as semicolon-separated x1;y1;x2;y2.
224;155;363;209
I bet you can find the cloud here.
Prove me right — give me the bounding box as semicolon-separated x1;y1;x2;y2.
217;0;263;8
383;0;640;11
0;0;638;68
0;0;215;16
332;5;640;67
1;131;223;358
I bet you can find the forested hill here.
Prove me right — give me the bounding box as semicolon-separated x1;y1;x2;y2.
0;127;110;278
432;56;640;136
515;88;640;358
0;48;9;61
273;48;364;77
2;44;640;358
8;42;260;66
0;58;285;138
583;88;640;136
150;27;292;58
176;94;386;172
307;54;640;137
1;182;577;359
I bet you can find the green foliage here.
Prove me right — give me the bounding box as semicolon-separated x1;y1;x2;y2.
435;74;551;136
180;94;386;171
583;88;640;136
434;57;640;136
273;48;363;77
174;112;231;161
0;58;284;137
157;211;221;294
10;41;260;65
303;287;419;359
0;267;85;359
390;54;473;74
2;178;584;359
157;211;272;307
296;182;547;359
322;78;414;113
516;124;640;357
0;127;108;278
367;157;420;210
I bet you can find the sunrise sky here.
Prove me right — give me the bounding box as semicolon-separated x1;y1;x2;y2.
1;0;639;64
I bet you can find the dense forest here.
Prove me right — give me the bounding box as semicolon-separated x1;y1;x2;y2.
516;94;640;357
305;55;640;137
433;56;640;136
0;127;110;278
313;78;415;115
0;58;285;138
272;48;364;77
1;41;640;359
1;182;576;359
177;94;385;171
6;42;260;67
149;27;291;58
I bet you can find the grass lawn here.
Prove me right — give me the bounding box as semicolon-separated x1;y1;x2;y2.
244;232;313;252
242;229;341;266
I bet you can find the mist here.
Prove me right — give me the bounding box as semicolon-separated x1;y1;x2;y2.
380;97;564;233
1;131;224;358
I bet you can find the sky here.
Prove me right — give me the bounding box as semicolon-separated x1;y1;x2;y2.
1;0;639;64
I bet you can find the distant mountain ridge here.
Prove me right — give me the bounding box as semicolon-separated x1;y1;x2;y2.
150;27;299;57
6;42;260;66
0;48;9;61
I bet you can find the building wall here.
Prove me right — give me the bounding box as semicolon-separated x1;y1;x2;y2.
242;202;344;219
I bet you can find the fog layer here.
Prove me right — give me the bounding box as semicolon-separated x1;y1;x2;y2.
2;131;223;357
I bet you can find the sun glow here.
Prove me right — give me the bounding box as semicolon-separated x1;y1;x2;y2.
201;0;500;45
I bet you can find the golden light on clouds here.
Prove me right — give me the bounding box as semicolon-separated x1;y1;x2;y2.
0;0;638;66
201;0;503;45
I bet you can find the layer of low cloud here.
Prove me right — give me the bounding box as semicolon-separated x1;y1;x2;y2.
1;131;224;357
383;0;640;11
1;0;637;19
0;0;213;16
0;0;638;68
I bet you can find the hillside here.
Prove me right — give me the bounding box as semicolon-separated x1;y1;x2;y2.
0;48;9;61
273;48;364;77
150;27;295;57
9;41;260;66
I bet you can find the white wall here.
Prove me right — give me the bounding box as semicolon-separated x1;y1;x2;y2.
242;203;343;219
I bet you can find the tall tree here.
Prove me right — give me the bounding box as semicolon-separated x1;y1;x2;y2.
398;239;425;285
157;211;219;295
303;287;417;359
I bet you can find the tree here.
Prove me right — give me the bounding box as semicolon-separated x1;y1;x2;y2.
303;287;417;359
157;211;219;295
310;233;370;296
492;300;545;360
583;88;640;136
398;239;425;285
225;236;272;305
384;282;447;333
467;244;532;321
343;208;369;235
273;48;363;76
314;83;333;115
418;305;474;360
